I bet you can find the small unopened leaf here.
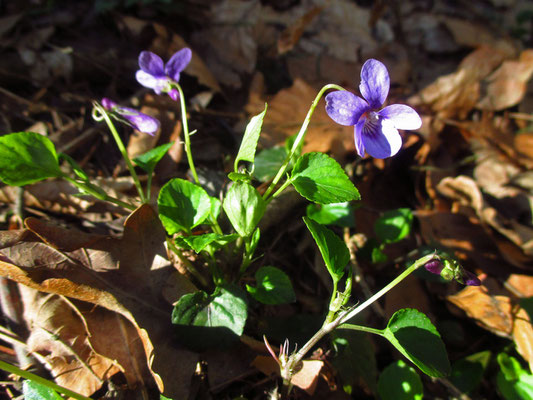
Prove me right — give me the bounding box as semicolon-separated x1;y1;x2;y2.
223;183;266;237
0;132;62;186
23;380;63;400
383;308;450;377
291;152;360;204
374;208;413;244
133;142;173;173
234;105;267;172
172;284;248;350
246;266;296;305
158;178;212;234
303;217;349;284
378;360;423;400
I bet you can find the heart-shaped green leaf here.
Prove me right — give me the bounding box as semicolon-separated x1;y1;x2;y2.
374;208;413;244
0;132;62;186
383;308;450;378
158;178;212;234
246;266;296;305
378;360;423;400
291;152;360;204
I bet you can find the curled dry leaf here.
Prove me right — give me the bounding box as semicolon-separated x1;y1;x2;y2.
447;285;533;372
0;205;197;399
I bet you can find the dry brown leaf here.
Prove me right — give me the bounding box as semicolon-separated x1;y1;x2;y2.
447;285;513;337
277;6;323;55
384;274;432;320
505;274;533;298
478;50;533;111
20;289;120;396
246;77;354;160
0;205;197;399
513;307;533;372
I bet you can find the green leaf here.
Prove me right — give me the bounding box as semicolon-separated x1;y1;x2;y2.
377;360;423;400
133;142;173;173
383;308;451;377
158;178;212;234
332;330;378;395
306;202;355;227
450;351;491;394
291;152;360;204
496;353;533;400
0;132;62;186
176;233;238;253
303;217;349;284
172;284;248;350
23;380;62;400
253;147;287;182
246;266;296;305
223;183;266;237
234;104;267;172
374;208;413;244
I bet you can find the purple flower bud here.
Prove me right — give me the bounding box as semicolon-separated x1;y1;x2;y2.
423;259;444;275
460;269;482;286
168;88;180;101
100;98;160;136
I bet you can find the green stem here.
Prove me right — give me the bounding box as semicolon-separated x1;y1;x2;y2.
267;178;293;203
280;253;436;391
338;253;436;325
0;360;93;400
262;83;345;201
63;176;136;211
176;84;199;184
95;106;147;203
337;323;385;337
324;280;339;324
167;239;210;288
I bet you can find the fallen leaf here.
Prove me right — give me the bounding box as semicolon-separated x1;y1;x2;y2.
0;205;197;398
277;6;323;55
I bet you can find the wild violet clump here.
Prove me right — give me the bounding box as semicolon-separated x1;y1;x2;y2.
0;50;483;398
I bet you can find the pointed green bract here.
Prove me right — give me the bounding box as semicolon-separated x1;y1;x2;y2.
246;266;296;305
303;217;349;284
158;178;212;234
383;308;450;378
133;142;174;173
378;360;423;400
0;132;62;186
291;152;360;204
223;182;266;237
234;104;267;172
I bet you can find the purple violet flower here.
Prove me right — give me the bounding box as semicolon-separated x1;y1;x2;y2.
325;59;422;159
423;256;481;286
135;48;192;100
101;98;160;135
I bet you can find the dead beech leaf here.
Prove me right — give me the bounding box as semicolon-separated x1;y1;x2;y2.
513;307;533;373
277;6;323;55
0;205;197;399
478;50;533;111
447;285;513;337
246;78;354;160
505;274;533;298
20;288;120;396
409;46;509;120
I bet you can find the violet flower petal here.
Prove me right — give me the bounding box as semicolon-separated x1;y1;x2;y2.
101;98;116;110
135;70;168;94
354;119;366;157
325;91;369;126
119;106;160;135
138;51;165;77
379;104;422;130
361;118;402;159
462;270;481;286
165;48;192;81
359;59;390;109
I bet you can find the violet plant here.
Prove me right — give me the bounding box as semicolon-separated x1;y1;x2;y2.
0;50;483;398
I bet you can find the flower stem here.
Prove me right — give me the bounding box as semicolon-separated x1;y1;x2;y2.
280;252;436;392
94;105;147;203
262;83;345;201
176;84;200;184
0;359;93;400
